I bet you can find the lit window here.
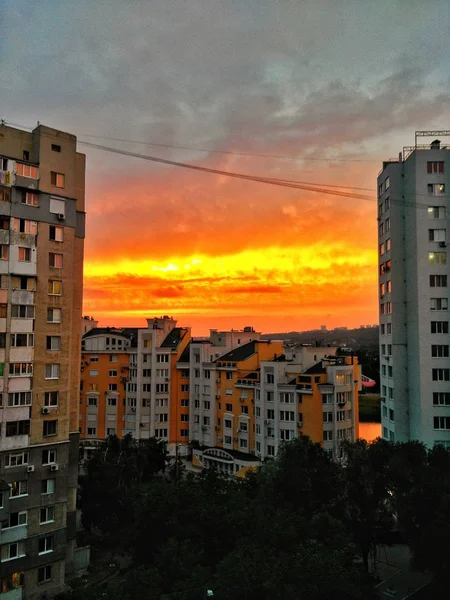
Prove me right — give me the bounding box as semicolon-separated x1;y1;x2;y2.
428;206;446;219
49;253;63;268
428;183;445;195
429;252;446;265
16;163;38;178
18;247;31;262
50;172;65;188
48;280;62;295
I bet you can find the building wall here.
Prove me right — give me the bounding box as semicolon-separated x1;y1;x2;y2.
0;123;85;596
378;140;450;446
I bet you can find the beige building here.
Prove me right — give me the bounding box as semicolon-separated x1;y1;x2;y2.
0;123;85;599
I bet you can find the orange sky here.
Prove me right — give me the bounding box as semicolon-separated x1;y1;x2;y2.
83;154;379;335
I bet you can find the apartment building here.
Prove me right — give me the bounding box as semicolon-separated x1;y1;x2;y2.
79;327;135;459
378;132;450;446
0;123;85;598
193;344;361;474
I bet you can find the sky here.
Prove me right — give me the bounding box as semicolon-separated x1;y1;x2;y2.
1;0;450;335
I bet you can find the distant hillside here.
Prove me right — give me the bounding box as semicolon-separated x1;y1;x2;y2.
261;326;379;351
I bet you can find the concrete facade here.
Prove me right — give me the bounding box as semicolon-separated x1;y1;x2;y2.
0;123;85;599
378;132;450;446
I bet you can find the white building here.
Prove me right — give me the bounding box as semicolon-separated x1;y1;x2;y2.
378;131;450;446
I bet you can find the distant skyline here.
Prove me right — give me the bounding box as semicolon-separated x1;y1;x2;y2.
2;0;450;334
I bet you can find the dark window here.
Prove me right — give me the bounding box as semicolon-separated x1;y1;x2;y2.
51;144;61;153
23;150;29;161
6;420;30;436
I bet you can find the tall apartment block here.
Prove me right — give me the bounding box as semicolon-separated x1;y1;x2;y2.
0;124;85;598
378;131;449;446
79;317;360;476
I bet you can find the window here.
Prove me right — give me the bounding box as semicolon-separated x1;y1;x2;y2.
428;206;446;219
156;354;169;363
47;307;62;324
432;345;449;358
224;419;232;429
385;176;390;190
323;430;333;441
427;161;444;174
266;373;274;384
88;396;97;407
45;363;60;379
323;412;333;423
386;301;392;314
386;238;391;251
204;401;211;410
387;323;392;334
267;409;275;419
239;438;248;449
429;229;446;243
110;354;118;362
434;416;450;430
380;242;385;256
43;420;57;437
279;410;295;422
181;399;189;407
108;383;117;392
385;218;390;232
0;244;8;260
11;333;34;347
386;280;392;293
5;451;29;467
18;247;31;262
109;370;117;377
431;298;448;311
16;163;38;178
0;572;24;591
48;280;62;295
38;565;52;583
431;321;449;334
22;191;39;206
267;445;275;457
241;405;249;414
51;143;61;153
11;304;35;319
49;252;63;268
226;371;233;380
428;183;445;195
181;384;189;392
280;429;294;441
49;225;64;242
50;171;65;188
180;429;189;437
225;403;233;412
280;392;294;403
9;481;28;498
432;368;450;381
42;449;57;465
38;535;54;555
41;479;55;494
433;392;450;406
430;275;447;287
6;420;30;436
1;542;26;562
8;392;32;409
46;336;61;351
1;511;27;529
107;397;117;407
380;283;385;296
180;414;189;422
40;506;55;524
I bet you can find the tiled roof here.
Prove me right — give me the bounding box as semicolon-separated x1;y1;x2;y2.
216;340;257;363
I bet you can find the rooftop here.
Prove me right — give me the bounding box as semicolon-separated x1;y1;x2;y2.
160;327;188;349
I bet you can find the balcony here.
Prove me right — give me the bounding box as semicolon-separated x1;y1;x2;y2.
235;379;257;387
217;363;237;370
0;588;23;600
0;435;30;452
0;524;28;545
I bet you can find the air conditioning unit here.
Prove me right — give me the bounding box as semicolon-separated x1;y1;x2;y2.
27;465;35;473
41;407;50;415
140;422;145;427
439;241;447;248
298;421;303;427
57;213;65;220
131;407;136;412
215;425;220;431
216;378;221;383
215;394;220;399
50;464;59;472
165;377;169;382
233;437;238;443
217;436;223;442
201;425;207;431
264;419;270;424
239;397;245;402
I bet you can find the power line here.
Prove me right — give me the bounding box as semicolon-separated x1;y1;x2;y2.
77;133;380;163
78;140;440;212
79;140;375;202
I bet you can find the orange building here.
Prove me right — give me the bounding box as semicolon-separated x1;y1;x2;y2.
79;327;135;458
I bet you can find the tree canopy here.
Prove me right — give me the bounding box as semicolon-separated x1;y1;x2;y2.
68;435;450;599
